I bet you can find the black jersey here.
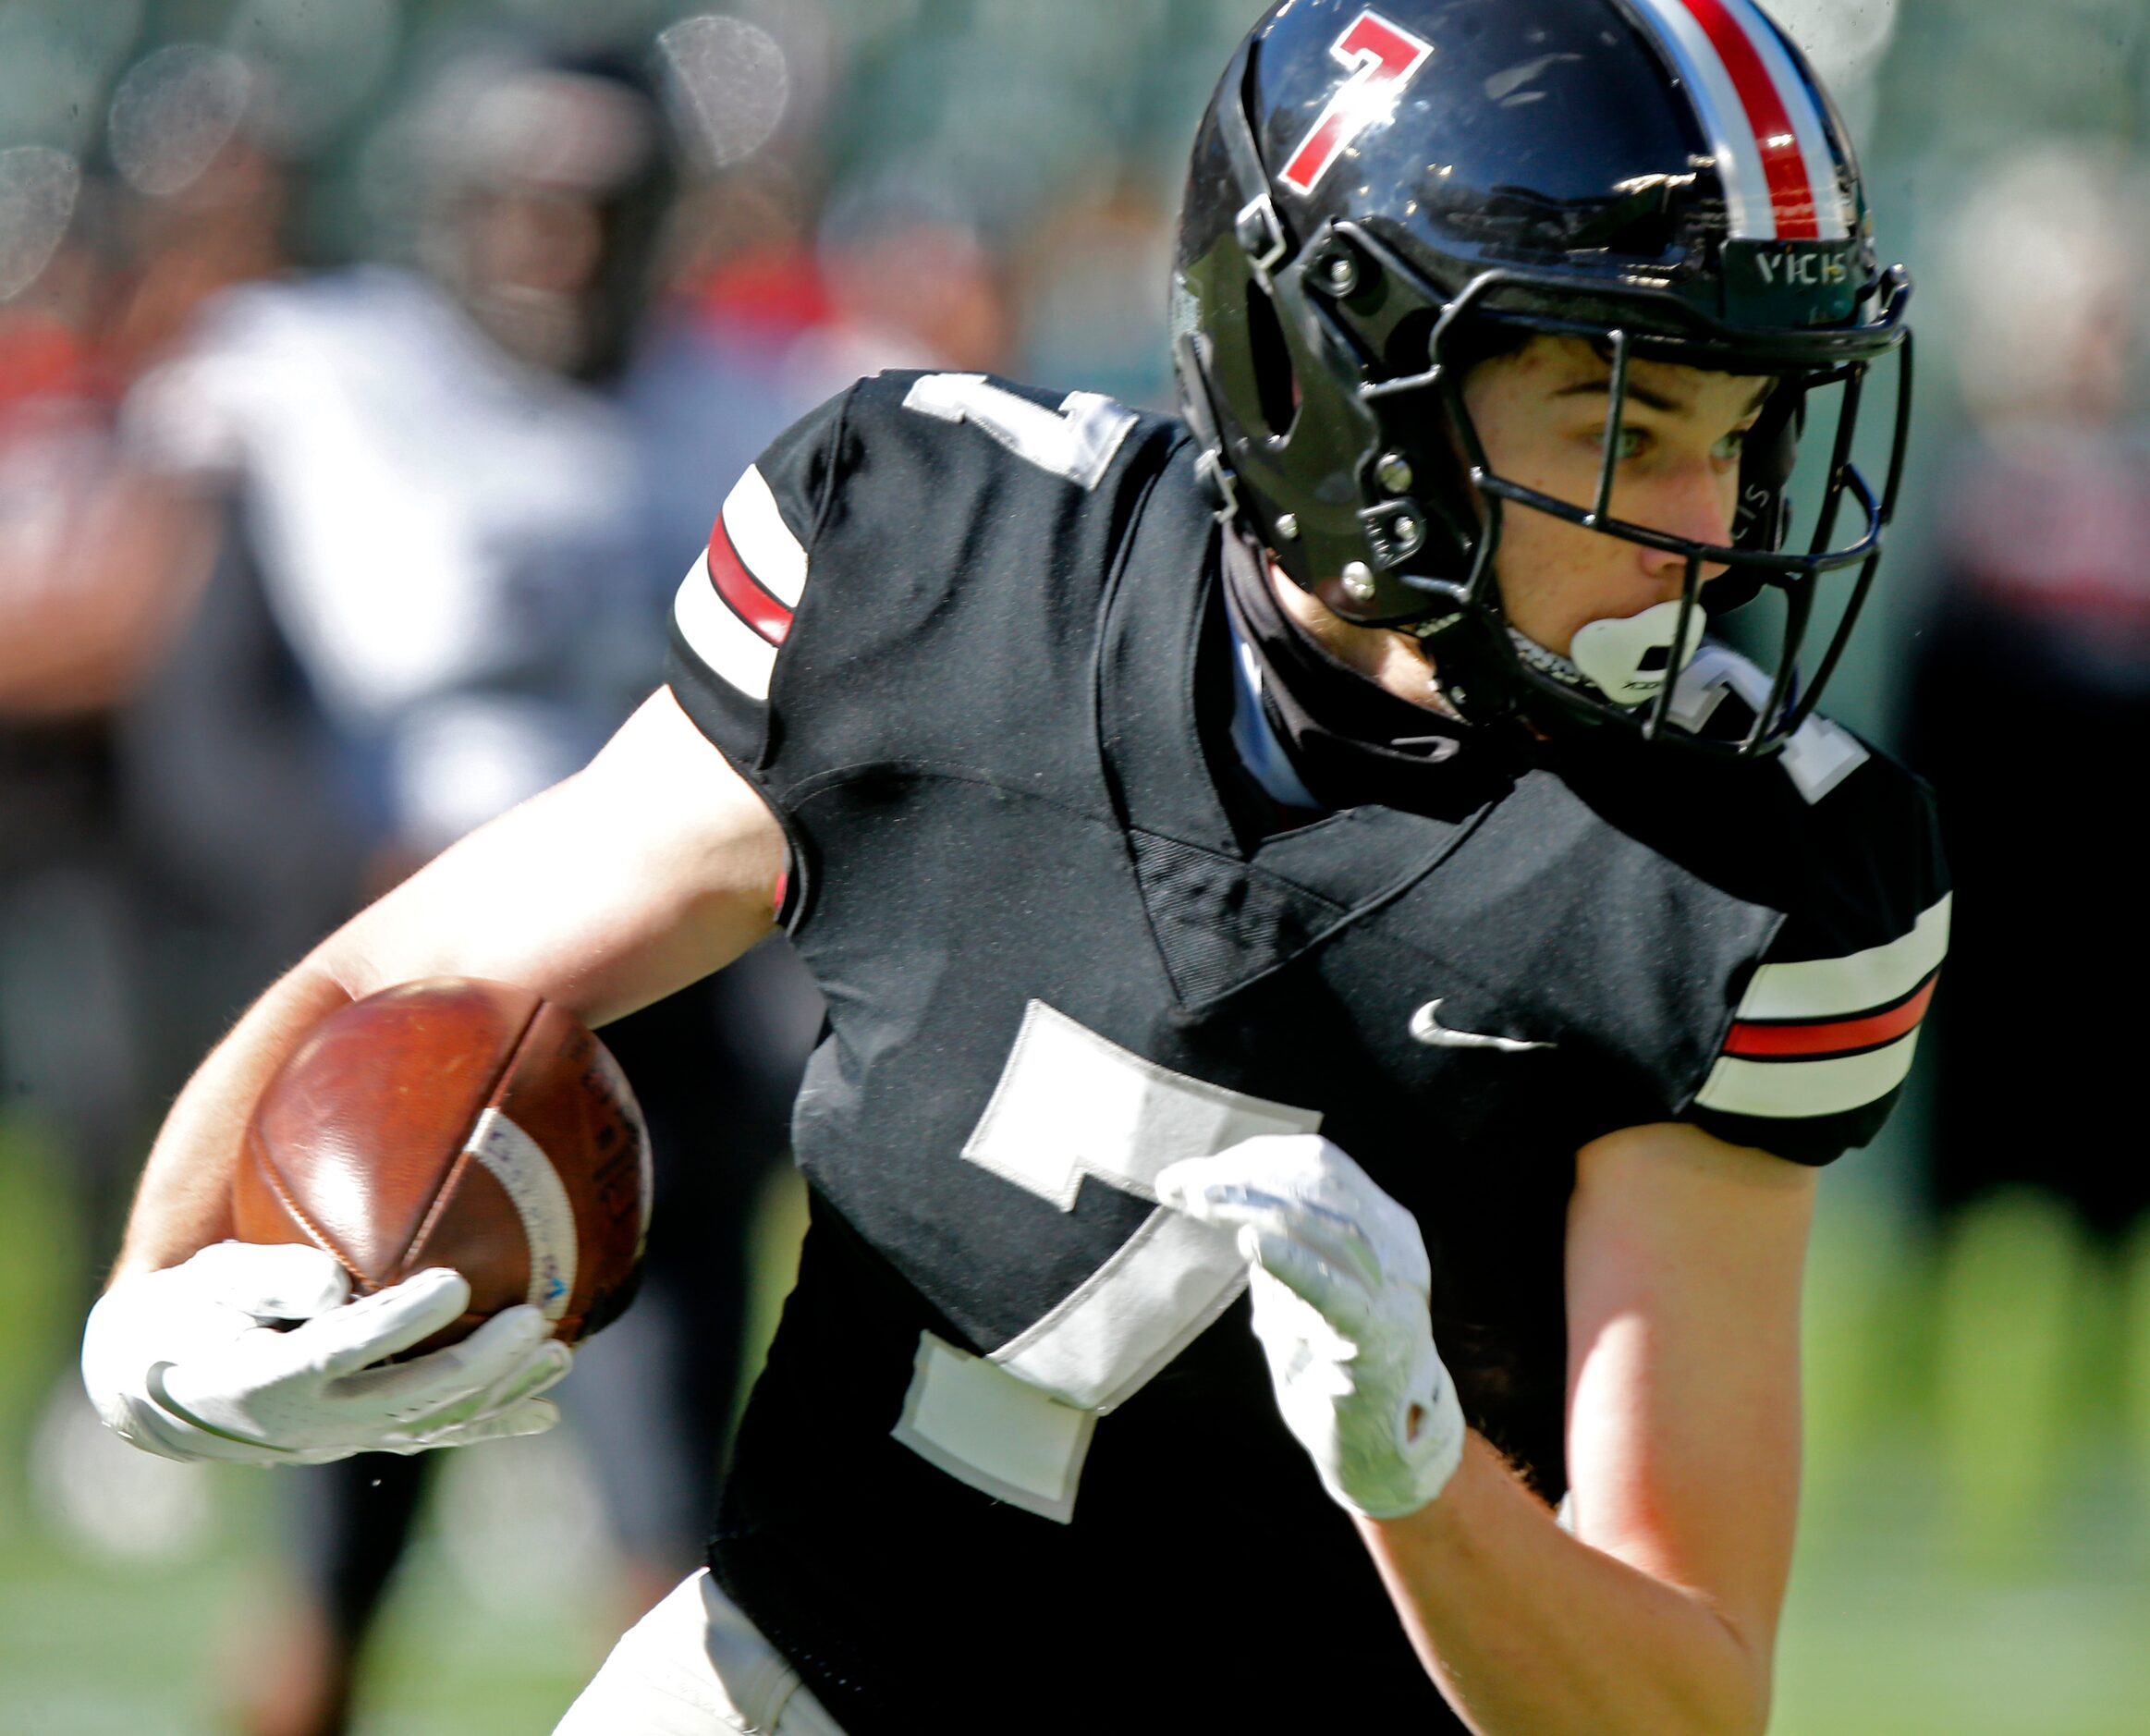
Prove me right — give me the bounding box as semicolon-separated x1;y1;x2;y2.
665;371;1948;1733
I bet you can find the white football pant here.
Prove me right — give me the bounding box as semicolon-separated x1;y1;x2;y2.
555;1569;846;1735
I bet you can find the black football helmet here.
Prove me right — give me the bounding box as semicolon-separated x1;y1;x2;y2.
1172;0;1912;754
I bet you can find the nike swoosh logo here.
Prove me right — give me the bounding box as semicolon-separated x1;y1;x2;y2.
1409;999;1556;1054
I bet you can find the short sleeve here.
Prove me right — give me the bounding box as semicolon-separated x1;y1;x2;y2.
1686;786;1950;1165
665;386;853;769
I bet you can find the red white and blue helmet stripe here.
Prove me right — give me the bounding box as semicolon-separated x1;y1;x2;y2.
1624;0;1852;241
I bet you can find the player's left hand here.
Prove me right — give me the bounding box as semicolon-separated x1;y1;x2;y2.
1156;1134;1465;1520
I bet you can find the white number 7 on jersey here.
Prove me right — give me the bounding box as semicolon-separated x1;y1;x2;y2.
902;373;1138;491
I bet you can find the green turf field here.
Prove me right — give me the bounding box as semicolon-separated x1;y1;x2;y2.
6;1128;2144;1734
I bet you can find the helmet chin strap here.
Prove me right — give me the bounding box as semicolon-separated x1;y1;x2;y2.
1508;600;1706;710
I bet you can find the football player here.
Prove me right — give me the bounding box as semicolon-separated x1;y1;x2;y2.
81;2;1947;1731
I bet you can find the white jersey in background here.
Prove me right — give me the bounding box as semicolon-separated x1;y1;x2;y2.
126;264;648;852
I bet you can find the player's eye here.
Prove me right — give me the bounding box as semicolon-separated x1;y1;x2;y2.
1592;425;1648;460
1713;427;1753;463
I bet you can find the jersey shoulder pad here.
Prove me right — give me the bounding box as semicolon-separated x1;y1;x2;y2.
1685;733;1950;1164
667;371;1183;784
668;385;841;720
1668;642;1870;805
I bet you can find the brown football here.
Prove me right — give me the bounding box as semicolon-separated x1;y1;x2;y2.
233;978;652;1348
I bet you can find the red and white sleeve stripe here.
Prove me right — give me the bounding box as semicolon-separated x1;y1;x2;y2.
1696;893;1950;1119
1625;0;1852;242
672;465;808;702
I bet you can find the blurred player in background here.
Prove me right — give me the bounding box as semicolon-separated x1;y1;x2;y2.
778;178;1009;403
116;45;816;1735
0;152;223;1395
1903;148;2150;1566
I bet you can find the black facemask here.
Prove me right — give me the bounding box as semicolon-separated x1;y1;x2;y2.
1217;532;1516;820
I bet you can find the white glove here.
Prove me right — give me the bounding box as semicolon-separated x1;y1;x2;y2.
1157;1134;1465;1520
81;1241;571;1467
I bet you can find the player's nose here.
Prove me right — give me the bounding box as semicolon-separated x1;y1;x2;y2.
1635;460;1735;591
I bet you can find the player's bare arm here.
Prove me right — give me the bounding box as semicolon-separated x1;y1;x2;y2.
112;687;784;1284
1161;1119;1810;1736
86;691;781;1468
1356;1124;1813;1736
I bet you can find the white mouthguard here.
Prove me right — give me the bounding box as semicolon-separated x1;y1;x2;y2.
1567;600;1706;708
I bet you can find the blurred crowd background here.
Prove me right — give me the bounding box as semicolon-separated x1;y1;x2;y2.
3;1;2149;1731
